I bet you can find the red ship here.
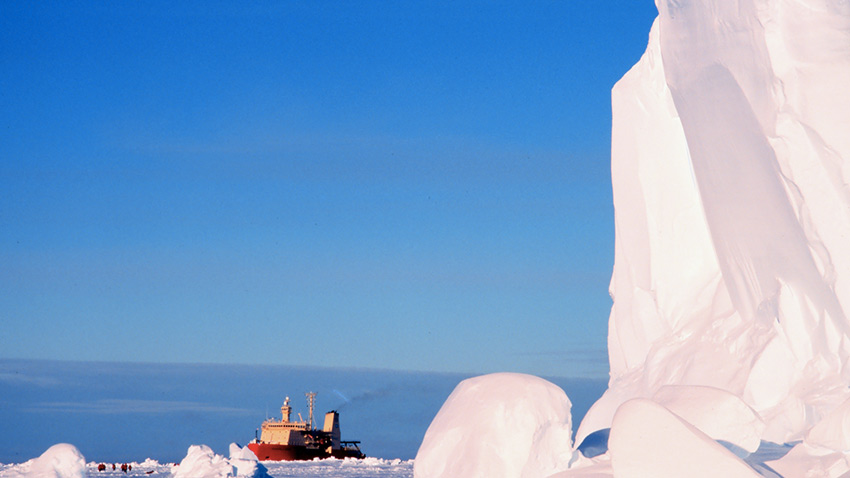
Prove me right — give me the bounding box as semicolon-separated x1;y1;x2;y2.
247;392;364;461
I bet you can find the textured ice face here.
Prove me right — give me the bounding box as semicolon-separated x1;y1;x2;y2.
579;0;850;447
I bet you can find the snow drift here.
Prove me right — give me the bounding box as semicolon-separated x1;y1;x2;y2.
227;444;269;478
0;444;86;478
171;444;269;478
608;399;762;478
417;0;850;476
172;445;233;478
414;373;574;478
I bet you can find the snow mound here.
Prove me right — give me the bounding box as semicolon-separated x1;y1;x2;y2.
135;458;162;469
414;373;574;478
608;399;761;478
170;444;269;478
3;444;85;478
228;444;269;478
173;445;233;478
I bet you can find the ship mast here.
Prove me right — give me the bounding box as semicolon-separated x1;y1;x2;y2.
306;392;317;430
281;396;292;422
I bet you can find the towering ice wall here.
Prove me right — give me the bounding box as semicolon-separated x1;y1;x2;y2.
578;0;850;446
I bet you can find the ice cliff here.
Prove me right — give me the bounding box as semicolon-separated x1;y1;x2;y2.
416;0;850;476
579;0;850;447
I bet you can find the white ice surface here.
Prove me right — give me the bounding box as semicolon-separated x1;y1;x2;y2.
608;399;761;478
651;385;765;456
2;455;413;478
805;396;850;452
765;441;850;478
413;373;574;478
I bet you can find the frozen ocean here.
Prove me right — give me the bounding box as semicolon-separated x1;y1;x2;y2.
1;456;414;478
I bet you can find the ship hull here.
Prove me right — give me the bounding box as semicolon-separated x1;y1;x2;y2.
247;443;363;461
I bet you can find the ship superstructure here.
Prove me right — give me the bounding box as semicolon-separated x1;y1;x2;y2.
247;392;364;461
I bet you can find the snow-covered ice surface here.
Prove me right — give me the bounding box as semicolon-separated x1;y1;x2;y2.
261;458;412;478
1;453;412;478
416;0;850;476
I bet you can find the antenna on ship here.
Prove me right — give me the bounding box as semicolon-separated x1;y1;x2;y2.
306;392;317;430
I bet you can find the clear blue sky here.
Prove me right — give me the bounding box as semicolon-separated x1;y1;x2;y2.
1;1;657;378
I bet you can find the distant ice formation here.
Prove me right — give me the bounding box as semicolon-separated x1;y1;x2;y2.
228;443;270;478
0;443;86;478
173;445;234;478
172;444;269;478
416;0;850;476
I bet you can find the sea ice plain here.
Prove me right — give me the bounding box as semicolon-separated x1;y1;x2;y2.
0;443;414;478
416;0;850;476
